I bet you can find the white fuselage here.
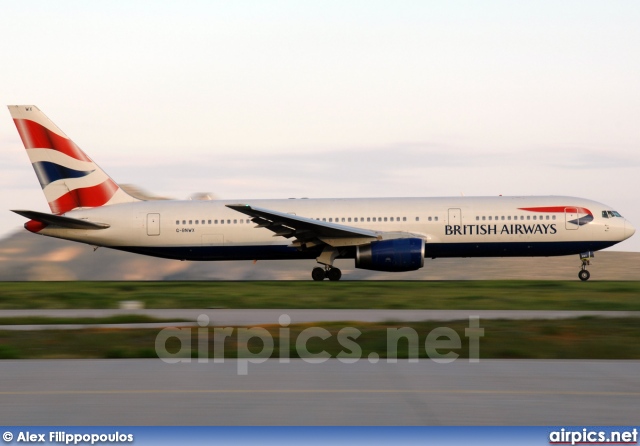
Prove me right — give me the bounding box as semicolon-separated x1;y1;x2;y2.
32;195;634;262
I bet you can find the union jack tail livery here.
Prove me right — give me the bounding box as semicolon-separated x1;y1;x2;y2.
9;105;137;215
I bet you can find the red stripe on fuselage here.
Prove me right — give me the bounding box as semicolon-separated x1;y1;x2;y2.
518;206;593;216
49;179;119;214
13;119;91;162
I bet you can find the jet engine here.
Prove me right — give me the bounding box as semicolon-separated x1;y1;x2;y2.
355;238;425;272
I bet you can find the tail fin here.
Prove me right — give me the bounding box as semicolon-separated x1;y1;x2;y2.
8;105;138;214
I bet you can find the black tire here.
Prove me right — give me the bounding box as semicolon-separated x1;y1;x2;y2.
326;268;342;281
578;270;590;281
312;267;326;281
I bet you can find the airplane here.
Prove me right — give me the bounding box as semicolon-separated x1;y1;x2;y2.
8;105;636;281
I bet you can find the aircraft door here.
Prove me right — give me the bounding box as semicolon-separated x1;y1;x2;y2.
448;208;461;226
147;213;160;236
565;208;578;230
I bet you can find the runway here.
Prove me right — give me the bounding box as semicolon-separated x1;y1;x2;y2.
0;359;638;425
0;309;638;330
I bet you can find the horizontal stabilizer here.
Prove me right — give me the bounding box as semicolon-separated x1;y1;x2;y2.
11;209;110;230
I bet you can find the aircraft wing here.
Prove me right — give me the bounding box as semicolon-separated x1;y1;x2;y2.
12;210;110;230
226;204;382;248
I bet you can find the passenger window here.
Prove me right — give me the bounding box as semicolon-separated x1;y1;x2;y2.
329;218;333;222
384;217;388;222
520;216;524;220
208;220;212;224
221;220;224;224
189;220;192;225
435;216;438;221
342;218;345;222
215;220;218;224
176;220;179;225
527;216;530;220
552;215;556;220
227;220;231;224
415;217;420;222
348;218;352;222
488;216;492;221
476;216;479;221
367;217;370;222
182;220;186;225
403;217;406;222
501;216;505;220
390;217;394;222
234;220;237;224
428;217;432;221
482;216;486;221
507;216;511;221
533;216;536;220
195;220;199;225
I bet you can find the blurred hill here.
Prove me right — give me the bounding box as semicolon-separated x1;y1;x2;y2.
0;229;637;281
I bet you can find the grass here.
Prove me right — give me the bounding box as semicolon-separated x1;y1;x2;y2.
2;318;640;360
0;281;639;310
0;315;189;325
0;281;637;361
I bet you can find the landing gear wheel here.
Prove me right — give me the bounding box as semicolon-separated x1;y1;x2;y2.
578;270;590;282
326;267;342;281
312;267;326;281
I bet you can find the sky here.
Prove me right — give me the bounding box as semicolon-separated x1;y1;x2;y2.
0;0;638;251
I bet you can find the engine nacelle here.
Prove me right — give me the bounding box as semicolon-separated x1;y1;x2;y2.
355;238;425;272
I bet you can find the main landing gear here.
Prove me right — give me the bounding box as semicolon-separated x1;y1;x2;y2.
578;251;594;281
312;266;342;281
312;246;342;281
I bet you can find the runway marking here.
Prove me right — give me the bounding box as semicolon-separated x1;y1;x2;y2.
0;389;638;397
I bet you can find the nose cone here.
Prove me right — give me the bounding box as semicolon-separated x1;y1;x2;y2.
625;220;636;240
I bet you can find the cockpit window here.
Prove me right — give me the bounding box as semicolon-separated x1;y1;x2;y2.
612;211;622;217
602;211;609;219
604;210;623;218
607;211;615;218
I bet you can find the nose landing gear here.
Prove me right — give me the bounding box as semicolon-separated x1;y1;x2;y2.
578;251;594;281
578;268;590;282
